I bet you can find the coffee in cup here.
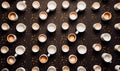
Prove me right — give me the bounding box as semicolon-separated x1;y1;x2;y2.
39;54;48;64
8;12;18;21
1;46;9;54
68;54;77;64
7;56;16;65
101;12;112;21
68;33;77;42
7;34;17;43
2;1;10;9
1;23;10;31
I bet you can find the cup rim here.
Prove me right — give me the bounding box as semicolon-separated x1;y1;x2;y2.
7;55;16;65
38;34;47;43
39;54;48;63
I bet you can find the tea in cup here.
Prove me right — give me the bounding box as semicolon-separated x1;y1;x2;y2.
1;23;10;31
61;45;69;53
92;43;102;52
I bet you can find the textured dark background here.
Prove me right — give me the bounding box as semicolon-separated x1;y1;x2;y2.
0;0;120;71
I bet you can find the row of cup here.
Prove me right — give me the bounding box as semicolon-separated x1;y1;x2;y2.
6;45;26;65
2;64;120;71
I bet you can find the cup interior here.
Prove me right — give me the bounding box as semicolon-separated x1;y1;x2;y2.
8;12;16;20
7;56;16;65
39;54;48;63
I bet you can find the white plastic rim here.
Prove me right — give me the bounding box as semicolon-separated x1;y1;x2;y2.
77;66;86;71
77;45;87;54
62;66;70;71
47;66;56;71
91;2;100;10
76;23;86;33
16;67;26;71
32;1;40;9
102;53;112;63
47;1;57;11
47;23;56;33
100;33;111;42
93;65;102;71
16;1;27;11
16;23;26;33
1;46;9;54
62;1;70;9
47;45;57;55
32;66;39;71
2;1;10;9
15;45;26;55
1;23;10;31
77;1;86;11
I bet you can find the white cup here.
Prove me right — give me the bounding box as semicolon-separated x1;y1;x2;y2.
7;55;16;65
61;45;69;53
8;12;18;21
76;1;86;12
32;1;40;10
1;23;10;31
46;1;57;13
2;1;10;9
1;46;9;54
31;66;39;71
92;43;102;52
32;23;40;31
39;11;48;20
93;65;102;71
75;23;86;34
7;34;17;43
101;12;112;21
91;2;100;10
16;67;26;71
38;34;47;43
68;33;77;42
114;3;120;10
16;1;27;11
32;45;40;53
93;23;102;31
101;53;112;63
77;45;87;55
15;45;26;57
47;66;56;71
47;45;57;56
68;54;78;64
16;23;27;33
69;11;78;21
39;54;48;64
62;66;70;71
115;65;120;71
62;1;70;9
62;22;69;30
47;23;56;33
1;68;9;71
77;66;86;71
114;45;120;52
114;23;120;30
100;33;111;42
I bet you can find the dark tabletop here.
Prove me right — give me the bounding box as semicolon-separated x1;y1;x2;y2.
0;0;120;71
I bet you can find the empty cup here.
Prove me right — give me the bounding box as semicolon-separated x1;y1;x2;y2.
7;34;17;43
93;65;102;71
68;54;77;64
8;12;18;21
77;45;87;54
46;1;57;13
1;46;9;54
39;11;48;20
7;55;16;65
68;33;77;42
16;1;27;11
38;34;47;43
15;45;26;57
1;23;10;31
47;66;56;71
32;1;40;10
92;43;102;52
75;23;86;34
62;1;70;9
101;53;112;63
2;1;10;9
101;12;112;21
91;2;100;10
39;54;48;64
76;1;86;12
47;23;56;33
77;66;86;71
16;23;27;33
100;33;111;42
69;11;78;21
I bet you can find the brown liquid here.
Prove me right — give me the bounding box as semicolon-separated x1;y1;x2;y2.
10;13;16;19
7;57;15;64
8;35;14;42
104;13;110;19
69;35;75;41
40;56;47;63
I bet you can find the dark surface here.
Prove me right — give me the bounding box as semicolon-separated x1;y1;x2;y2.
0;0;120;71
